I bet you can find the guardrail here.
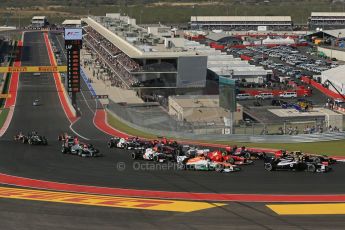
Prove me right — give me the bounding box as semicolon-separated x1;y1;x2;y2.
106;108;345;143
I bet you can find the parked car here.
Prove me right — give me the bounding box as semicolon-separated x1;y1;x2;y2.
279;92;297;99
255;93;274;99
236;93;253;100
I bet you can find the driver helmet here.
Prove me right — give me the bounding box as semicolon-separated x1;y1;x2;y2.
225;146;231;153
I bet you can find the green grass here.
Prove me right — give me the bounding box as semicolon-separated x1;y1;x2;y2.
0;0;341;26
0;108;9;129
213;140;345;156
106;111;345;156
107;112;157;139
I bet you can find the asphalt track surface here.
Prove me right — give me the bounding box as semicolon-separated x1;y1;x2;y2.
0;194;344;230
0;32;345;229
0;31;344;194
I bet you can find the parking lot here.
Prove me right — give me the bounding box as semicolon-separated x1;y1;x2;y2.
225;44;345;130
229;45;339;79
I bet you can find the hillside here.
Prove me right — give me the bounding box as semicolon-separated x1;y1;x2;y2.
0;0;341;26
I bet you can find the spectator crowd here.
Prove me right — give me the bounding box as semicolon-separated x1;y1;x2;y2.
83;26;141;89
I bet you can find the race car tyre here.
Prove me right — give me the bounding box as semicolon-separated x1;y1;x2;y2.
329;158;337;164
312;157;321;164
264;163;274;171
257;152;265;159
307;164;316;173
244;152;251;159
42;137;48;145
177;162;185;170
228;157;235;164
131;152;139;160
61;147;67;154
153;155;160;162
107;141;113;148
215;164;224;172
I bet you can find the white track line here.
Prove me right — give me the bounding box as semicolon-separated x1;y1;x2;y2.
69;120;90;141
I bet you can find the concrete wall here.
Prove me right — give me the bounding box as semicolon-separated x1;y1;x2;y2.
168;95;243;124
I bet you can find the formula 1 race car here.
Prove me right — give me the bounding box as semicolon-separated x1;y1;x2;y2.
275;150;337;165
225;146;265;159
14;131;48;145
108;137;151;150
175;145;253;165
177;156;241;173
32;99;41;106
207;150;253;165
131;145;177;162
14;132;26;143
157;137;179;148
264;155;331;173
61;136;101;157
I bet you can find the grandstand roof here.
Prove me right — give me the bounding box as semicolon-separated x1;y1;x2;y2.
324;29;345;39
309;29;345;39
311;12;345;17
190;16;292;22
82;16;201;59
62;20;82;25
206;32;232;42
321;65;345;92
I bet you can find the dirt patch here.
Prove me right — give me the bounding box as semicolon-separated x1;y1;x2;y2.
152;1;224;7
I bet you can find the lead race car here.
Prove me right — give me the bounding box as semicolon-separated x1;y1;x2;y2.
60;134;101;157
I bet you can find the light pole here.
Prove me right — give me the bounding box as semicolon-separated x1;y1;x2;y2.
260;38;264;61
140;9;143;24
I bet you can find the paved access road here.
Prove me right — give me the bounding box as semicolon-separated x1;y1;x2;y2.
0;32;344;229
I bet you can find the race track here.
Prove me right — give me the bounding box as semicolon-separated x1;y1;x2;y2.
0;32;344;195
0;31;345;229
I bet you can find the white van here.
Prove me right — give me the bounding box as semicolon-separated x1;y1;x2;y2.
279;92;297;99
236;93;253;100
255;93;274;99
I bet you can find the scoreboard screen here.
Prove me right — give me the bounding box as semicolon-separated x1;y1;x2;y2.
219;76;236;112
64;28;82;93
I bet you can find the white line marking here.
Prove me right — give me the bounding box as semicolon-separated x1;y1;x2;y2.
80;89;95;114
69;120;90;141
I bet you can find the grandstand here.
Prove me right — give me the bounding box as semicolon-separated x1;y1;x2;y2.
82;13;270;94
309;12;345;30
82;14;207;90
190;16;293;31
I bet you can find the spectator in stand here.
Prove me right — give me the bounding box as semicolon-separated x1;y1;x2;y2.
83;26;141;89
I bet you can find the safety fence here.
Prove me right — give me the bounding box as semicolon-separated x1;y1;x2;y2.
106;102;345;143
